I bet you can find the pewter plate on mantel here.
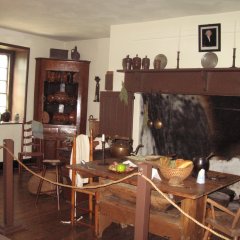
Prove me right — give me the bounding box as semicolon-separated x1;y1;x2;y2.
201;52;218;68
154;54;168;69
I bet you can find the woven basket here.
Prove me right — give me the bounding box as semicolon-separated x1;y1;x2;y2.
158;164;193;181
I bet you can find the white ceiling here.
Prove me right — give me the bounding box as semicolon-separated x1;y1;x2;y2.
1;0;240;41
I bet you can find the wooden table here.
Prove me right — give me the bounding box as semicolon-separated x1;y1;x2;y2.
68;159;240;240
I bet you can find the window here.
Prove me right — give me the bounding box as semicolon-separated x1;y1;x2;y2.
0;53;10;114
0;43;30;122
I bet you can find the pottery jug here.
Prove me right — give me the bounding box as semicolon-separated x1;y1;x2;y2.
154;59;161;70
142;55;150;70
192;154;214;177
1;110;11;122
132;54;141;70
71;46;80;60
122;55;132;70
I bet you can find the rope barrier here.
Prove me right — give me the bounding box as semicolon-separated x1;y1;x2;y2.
0;144;230;240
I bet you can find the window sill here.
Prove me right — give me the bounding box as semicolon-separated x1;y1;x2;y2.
0;121;23;125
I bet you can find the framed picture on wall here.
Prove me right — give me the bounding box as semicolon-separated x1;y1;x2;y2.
198;23;221;52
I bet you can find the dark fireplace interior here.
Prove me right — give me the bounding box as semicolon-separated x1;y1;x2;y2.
140;93;240;160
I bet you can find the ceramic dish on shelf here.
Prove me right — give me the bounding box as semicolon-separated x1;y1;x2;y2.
42;111;50;123
201;52;218;68
154;54;168;69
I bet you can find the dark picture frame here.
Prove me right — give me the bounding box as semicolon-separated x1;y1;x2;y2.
198;23;221;52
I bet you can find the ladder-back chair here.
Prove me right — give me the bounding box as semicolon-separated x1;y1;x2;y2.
18;120;44;174
70;130;99;232
203;198;240;240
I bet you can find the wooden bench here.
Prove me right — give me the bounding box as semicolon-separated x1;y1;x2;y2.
96;180;183;239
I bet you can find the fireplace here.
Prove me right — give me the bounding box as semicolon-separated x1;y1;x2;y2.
117;68;240;197
137;93;240;160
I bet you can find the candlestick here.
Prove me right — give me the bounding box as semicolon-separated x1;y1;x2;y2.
177;28;182;51
176;51;180;69
101;134;105;142
233;21;237;48
231;48;237;68
98;135;108;165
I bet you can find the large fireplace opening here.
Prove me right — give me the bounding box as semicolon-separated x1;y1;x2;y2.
138;93;240;160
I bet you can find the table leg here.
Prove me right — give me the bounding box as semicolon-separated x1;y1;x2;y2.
180;195;207;240
134;163;152;240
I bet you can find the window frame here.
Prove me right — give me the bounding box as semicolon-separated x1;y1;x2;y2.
0;49;15;114
0;42;30;122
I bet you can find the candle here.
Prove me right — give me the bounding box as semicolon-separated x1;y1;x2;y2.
233;21;237;48
101;134;105;142
177;28;182;51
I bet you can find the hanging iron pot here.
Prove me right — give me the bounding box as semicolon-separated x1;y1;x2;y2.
147;119;153;127
154;119;163;129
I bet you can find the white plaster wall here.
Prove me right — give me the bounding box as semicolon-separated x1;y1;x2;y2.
65;38;110;134
210;158;240;198
109;11;240;91
0;27;63;161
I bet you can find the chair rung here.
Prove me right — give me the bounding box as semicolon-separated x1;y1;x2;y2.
24;128;32;132
75;183;98;195
24;135;33;139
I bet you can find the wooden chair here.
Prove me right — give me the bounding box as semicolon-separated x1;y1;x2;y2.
203;198;240;240
18;120;44;174
70;130;99;233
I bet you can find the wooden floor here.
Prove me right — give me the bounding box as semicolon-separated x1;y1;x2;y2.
0;169;226;240
0;170;168;240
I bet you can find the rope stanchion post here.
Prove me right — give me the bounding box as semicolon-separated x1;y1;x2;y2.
134;163;151;240
0;139;24;234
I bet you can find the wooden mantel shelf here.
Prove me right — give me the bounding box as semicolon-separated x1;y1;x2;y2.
117;68;240;96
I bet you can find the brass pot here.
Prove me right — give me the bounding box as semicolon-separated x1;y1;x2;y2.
110;137;144;158
110;137;133;158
